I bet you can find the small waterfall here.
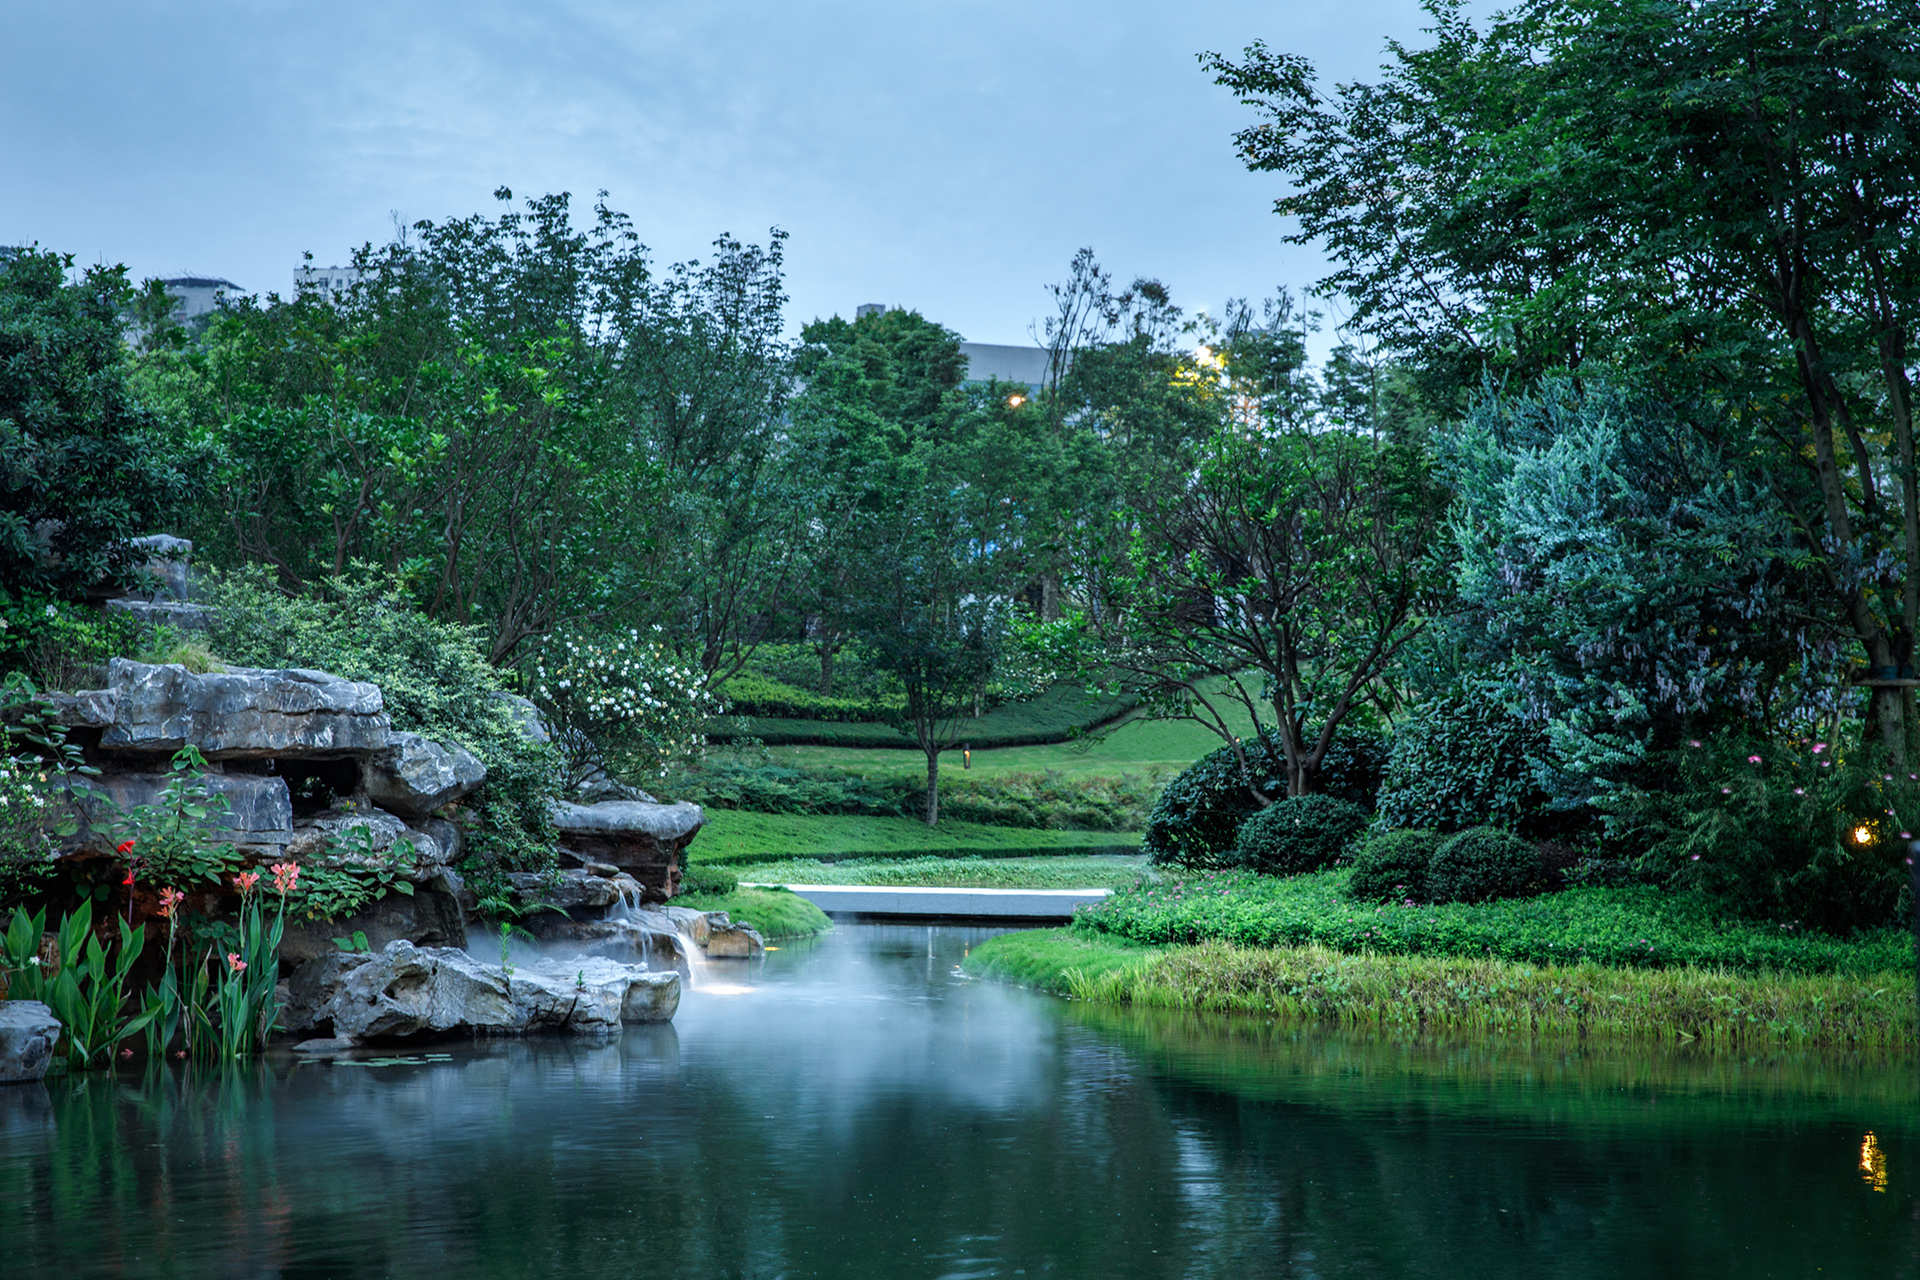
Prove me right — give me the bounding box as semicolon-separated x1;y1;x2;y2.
671;918;714;990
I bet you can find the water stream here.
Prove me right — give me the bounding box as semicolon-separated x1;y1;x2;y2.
3;923;1916;1277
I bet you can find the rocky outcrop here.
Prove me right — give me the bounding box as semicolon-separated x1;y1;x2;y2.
97;659;390;760
704;915;767;959
551;799;704;901
0;1002;61;1085
364;731;486;818
74;770;294;854
278;883;471;966
287;808;438;866
282;941;680;1043
507;868;637;915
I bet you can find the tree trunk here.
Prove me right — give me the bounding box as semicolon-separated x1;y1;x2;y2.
817;643;835;697
923;750;940;826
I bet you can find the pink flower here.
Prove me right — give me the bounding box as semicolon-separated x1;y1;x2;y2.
1747;754;1762;764
226;952;246;973
1690;854;1701;860
157;887;185;918
233;871;260;895
1793;787;1805;795
1720;786;1732;794
270;861;300;896
1813;743;1827;754
1687;740;1702;748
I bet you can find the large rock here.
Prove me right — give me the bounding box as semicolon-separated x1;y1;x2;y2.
282;941;679;1042
364;732;486;818
129;533;193;600
0;1002;61;1084
507;867;631;915
551;799;705;901
96;659;390;760
70;770;293;854
104;599;212;632
47;687;117;730
287;808;438;867
704;915;766;959
489;691;551;744
277;884;469;966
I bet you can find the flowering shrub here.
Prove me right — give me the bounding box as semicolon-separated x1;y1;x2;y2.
0;748;58;898
528;627;718;786
1607;737;1916;933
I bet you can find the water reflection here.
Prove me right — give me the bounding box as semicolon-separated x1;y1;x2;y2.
2;924;1916;1279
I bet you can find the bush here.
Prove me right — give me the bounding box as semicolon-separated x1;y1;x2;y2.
201;566;562;882
1233;795;1369;876
1427;826;1542;903
718;671;895;722
0;595;153;690
678;863;740;896
527;627;717;787
1348;829;1444;901
1143;729;1385;868
1375;691;1557;834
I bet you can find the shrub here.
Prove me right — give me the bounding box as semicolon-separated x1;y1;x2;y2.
1375;691;1556;834
1233;795;1370;876
678;863;740;896
1316;731;1390;811
1348;829;1444;901
1427;826;1542;903
527;626;717;787
1143;730;1381;869
1606;737;1914;933
0;595;153;690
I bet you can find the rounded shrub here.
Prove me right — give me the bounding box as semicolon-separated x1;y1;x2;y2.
1232;795;1371;876
1141;729;1385;869
1347;829;1444;901
1375;691;1554;835
1426;826;1542;903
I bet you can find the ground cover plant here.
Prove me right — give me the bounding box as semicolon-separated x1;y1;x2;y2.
965;930;1914;1053
1075;870;1914;978
732;854;1155;889
689;809;1140;865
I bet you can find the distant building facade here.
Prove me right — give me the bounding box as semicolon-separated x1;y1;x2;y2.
160;276;244;326
295;264;364;303
853;302;1058;393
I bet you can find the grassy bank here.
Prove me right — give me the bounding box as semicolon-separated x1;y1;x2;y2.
690;809;1140;865
1079;869;1916;977
735;854;1154;889
672;886;832;939
719;681;1138;748
966;929;1918;1054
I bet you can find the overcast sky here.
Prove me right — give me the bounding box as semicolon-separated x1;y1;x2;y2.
4;0;1443;347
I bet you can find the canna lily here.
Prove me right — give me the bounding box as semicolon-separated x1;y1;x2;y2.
116;839;136;855
226;952;246;973
234;870;260;895
270;861;300;895
157;887;185;918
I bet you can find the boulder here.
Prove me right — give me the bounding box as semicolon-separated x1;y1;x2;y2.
282;941;680;1042
287;808;434;866
490;691;551;744
364;732;486;818
69;770;293;854
129;533;193;600
551;799;705;901
96;659;390;760
104;599;212;632
0;1002;61;1084
47;687;117;730
704;917;766;959
507;868;630;915
277;883;469;966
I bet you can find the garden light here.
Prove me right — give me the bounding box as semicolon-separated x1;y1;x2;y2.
1852;825;1873;845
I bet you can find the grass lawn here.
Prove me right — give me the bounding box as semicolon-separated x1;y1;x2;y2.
718;681;1139;748
772;699;1259;781
690;808;1141;865
734;853;1156;889
964;929;1916;1054
671;886;832;939
1078;868;1916;977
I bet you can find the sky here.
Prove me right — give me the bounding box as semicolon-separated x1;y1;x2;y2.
3;0;1443;349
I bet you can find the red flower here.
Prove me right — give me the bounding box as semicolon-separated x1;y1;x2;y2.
116;839;135;855
233;871;260;895
226;952;246;973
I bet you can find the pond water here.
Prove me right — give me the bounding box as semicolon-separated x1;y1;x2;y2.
4;923;1917;1278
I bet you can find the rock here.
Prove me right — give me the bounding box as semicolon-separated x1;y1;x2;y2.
283;941;680;1042
290;1037;358;1055
489;691;550;744
47;687;117;729
662;904;714;947
517;910;694;978
96;659;390;760
507;868;628;915
69;770;293;854
364;732;486;818
704;917;766;959
129;533;193;600
0;1002;61;1084
287;808;432;866
621;971;680;1023
418;818;463;868
550;799;705;901
277;884;469;967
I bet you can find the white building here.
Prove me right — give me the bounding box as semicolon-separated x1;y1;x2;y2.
853;303;1057;393
160;276;244;325
295;264;364;303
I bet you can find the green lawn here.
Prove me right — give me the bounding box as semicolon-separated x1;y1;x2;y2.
734;854;1156;889
689;808;1141;865
772;697;1258;780
717;681;1139;748
671;886;832;939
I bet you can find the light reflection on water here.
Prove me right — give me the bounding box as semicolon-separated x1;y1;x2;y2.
2;923;1917;1279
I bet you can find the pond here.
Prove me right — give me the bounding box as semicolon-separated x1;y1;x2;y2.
4;923;1917;1278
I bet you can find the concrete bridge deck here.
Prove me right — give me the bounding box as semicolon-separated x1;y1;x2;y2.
744;883;1110;921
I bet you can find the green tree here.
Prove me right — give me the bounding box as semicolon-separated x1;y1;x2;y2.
0;249;201;598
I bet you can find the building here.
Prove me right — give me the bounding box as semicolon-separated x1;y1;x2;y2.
295;264;364;303
853;302;1058;394
159;276;245;326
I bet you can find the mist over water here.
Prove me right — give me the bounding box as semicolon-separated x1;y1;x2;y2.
3;924;1916;1278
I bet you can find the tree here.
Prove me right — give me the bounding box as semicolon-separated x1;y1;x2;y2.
1204;0;1920;759
1115;420;1445;798
0;249;201;598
